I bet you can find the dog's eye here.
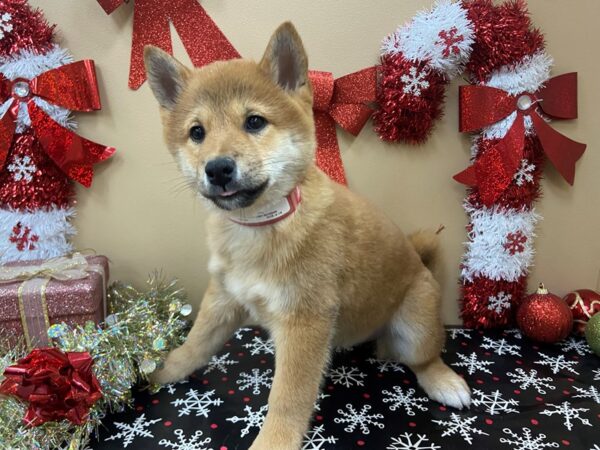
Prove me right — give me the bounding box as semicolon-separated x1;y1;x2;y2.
189;125;205;143
244;115;268;133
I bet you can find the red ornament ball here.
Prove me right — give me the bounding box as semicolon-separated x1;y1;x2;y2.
517;283;573;343
563;289;600;335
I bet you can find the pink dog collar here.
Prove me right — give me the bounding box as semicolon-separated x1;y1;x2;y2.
229;186;301;227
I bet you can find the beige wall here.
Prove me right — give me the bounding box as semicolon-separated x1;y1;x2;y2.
29;0;600;324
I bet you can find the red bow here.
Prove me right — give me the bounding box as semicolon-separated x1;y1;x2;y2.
454;73;586;205
0;61;115;187
309;67;378;184
97;0;240;90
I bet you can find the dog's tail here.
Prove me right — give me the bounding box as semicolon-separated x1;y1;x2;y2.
408;225;444;274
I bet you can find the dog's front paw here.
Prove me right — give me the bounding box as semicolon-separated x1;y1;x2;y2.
417;362;471;410
149;346;195;385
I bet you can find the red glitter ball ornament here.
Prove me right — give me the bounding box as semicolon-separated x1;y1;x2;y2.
517;283;573;343
563;289;600;336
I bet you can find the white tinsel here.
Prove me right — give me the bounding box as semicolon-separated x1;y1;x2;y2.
461;205;541;283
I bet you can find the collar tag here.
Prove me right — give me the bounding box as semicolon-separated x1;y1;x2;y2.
229;186;301;227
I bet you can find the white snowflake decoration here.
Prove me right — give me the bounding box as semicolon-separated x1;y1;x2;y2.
382;386;429;416
302;424;338;450
233;327;253;340
573;385;600;404
400;66;430;96
594;368;600;381
487;292;512;314
506;368;555;394
7;155;36;183
448;328;472;340
367;357;406;373
243;336;274;355
513;159;535;186
590;445;600;450
328;365;367;388
160;380;189;395
558;336;593;356
226;404;268;437
158;429;211;450
481;337;521;356
451;352;494;375
499;427;559;450
334;403;385;434
534;352;579;375
0;13;12;40
171;389;223;417
105;414;162;448
432;413;489;445
202;352;239;375
471;389;519;415
504;329;523;339
314;392;331;412
236;368;273;395
540;401;592;431
387;432;441;450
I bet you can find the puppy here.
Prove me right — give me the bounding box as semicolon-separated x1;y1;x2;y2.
144;22;470;450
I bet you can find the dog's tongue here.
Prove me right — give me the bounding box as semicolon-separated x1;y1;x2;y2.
220;190;238;197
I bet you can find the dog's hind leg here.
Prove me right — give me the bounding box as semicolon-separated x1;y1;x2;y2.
151;279;246;384
376;269;471;409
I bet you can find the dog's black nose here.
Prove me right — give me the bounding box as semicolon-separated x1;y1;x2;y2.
205;157;236;187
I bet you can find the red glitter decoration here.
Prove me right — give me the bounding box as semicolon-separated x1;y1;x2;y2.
517;284;573;343
9;222;39;251
503;231;527;255
0;0;54;57
437;27;464;57
564;289;600;336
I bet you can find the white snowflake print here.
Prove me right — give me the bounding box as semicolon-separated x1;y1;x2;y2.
7;155;36;183
236;368;273;395
314;392;331;412
382;386;429;416
226;404;268;437
0;13;12;40
558;336;593;356
432;413;489;445
400;66;430;96
451;352;494;375
540;401;592;431
160;380;189;395
481;337;521;356
202;352;239;375
594;368;600;381
334;403;385;434
367;357;406;373
506;368;555;394
499;427;559;450
504;329;523;340
487;292;512;314
328;366;367;388
591;445;600;450
158;429;211;450
534;352;580;375
513;159;535;186
387;432;441;450
573;385;600;404
302;424;338;450
171;389;223;417
448;328;472;340
471;389;519;415
233;327;253;340
105;414;162;448
243;336;275;355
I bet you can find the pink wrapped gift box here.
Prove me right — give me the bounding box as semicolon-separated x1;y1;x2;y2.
0;254;109;348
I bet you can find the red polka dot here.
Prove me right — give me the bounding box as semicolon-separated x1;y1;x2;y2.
562;440;570;446
513;389;521;395
492;376;500;381
516;360;523;365
531;419;539;425
484;351;491;356
532;345;539;350
190;373;198;379
562;390;570;395
221;377;228;382
228;390;235;395
439;406;447;412
152;399;160;405
408;422;417;428
210;423;218;429
567;377;575;382
572;355;579;360
476;379;484;385
363;393;370;399
202;379;209;385
461;342;468;346
357;440;365;446
403;379;411;385
377;373;384;378
220;447;228;450
351;359;357;364
535;396;543;402
237;352;245;357
485;418;493;425
316;415;323;421
260;359;267;364
225;342;231;347
136;406;143;411
254;330;260;335
327;385;334;391
164;421;172;427
243;397;250;403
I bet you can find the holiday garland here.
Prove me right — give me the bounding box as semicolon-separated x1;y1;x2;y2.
377;0;586;328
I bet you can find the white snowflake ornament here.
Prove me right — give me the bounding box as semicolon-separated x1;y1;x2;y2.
401;66;430;96
7;155;37;183
513;159;535;186
487;292;512;314
0;12;13;40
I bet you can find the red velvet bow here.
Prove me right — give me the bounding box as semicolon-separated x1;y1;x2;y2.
309;67;378;184
0;61;115;187
0;348;102;426
97;0;240;90
454;73;586;205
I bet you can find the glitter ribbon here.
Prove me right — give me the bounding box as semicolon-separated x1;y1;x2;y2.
0;61;115;187
97;0;240;89
454;73;586;205
309;67;378;185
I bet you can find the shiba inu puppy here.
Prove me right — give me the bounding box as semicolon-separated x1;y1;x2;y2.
144;22;471;450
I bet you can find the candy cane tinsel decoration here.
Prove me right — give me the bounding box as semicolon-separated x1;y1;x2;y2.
376;0;586;328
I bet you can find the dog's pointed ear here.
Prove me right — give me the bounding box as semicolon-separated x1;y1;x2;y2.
259;22;308;91
144;46;191;109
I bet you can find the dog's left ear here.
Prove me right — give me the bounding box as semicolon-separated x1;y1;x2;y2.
260;22;308;91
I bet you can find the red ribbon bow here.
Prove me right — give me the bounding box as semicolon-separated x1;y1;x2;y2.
0;61;115;187
0;348;102;426
454;73;586;206
97;0;240;90
309;67;378;184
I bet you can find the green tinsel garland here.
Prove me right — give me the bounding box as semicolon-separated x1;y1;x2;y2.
0;276;191;450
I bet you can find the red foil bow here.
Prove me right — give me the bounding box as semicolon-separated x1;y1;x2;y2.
0;348;102;426
0;61;115;187
454;73;586;205
309;67;378;184
97;0;240;90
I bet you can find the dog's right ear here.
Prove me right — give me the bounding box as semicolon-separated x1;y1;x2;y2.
144;46;190;110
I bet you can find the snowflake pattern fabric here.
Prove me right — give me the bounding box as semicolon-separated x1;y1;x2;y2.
92;327;599;449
